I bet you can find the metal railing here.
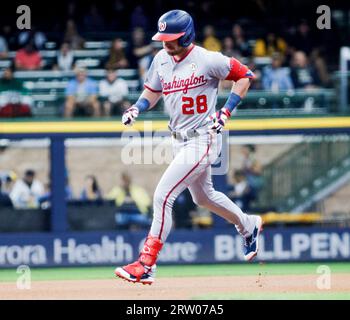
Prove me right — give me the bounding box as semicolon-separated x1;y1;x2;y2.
257;135;350;211
25;89;337;117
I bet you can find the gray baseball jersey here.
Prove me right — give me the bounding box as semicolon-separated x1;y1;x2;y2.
144;45;254;131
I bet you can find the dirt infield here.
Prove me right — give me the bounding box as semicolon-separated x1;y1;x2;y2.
1;274;350;300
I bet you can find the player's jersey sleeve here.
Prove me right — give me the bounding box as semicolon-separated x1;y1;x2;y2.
143;55;162;93
208;51;255;82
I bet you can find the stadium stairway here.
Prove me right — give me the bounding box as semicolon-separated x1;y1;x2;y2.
257;136;350;213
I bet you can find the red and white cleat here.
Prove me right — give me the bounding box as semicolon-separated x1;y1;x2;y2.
115;261;156;285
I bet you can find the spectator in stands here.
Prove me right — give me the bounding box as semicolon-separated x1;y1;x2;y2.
0;67;23;92
64;67;100;117
228;170;253;212
106;173;151;229
262;52;294;92
18;27;47;50
83;5;105;32
0;67;32;117
310;48;331;88
14;40;43;70
231;24;250;57
222;36;241;59
53;42;75;71
0;170;17;195
139;41;162;82
0;33;8;59
0;179;12;207
253;32;288;57
63;19;85;50
103;38;128;69
80;175;103;201
10;169;44;209
202;25;222;52
240;145;263;200
290;51;319;89
99;68;130;116
127;27;152;68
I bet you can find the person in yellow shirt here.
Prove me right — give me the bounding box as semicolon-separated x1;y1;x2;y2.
107;173;151;229
202;25;222;52
253;32;287;57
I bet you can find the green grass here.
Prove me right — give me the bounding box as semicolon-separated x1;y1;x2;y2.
0;262;349;282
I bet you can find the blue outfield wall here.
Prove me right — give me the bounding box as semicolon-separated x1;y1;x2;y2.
0;227;349;268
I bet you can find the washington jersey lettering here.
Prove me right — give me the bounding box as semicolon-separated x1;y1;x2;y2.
144;45;254;131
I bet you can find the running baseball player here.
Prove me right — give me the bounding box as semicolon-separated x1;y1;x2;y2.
115;9;262;284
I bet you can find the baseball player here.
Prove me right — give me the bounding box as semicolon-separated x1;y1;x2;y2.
115;10;262;285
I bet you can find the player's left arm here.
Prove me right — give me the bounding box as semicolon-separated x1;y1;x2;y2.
231;77;252;99
207;56;255;132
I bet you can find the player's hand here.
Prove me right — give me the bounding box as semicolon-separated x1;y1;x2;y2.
122;106;139;126
206;107;231;133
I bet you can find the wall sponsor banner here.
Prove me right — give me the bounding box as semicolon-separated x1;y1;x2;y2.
0;227;349;267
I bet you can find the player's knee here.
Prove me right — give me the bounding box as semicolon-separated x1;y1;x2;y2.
192;195;210;207
153;189;165;207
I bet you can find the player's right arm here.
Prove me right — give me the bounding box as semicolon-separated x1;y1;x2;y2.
140;89;162;109
122;88;162;126
122;52;163;126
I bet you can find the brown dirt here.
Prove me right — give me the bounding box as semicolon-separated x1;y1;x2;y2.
1;274;349;300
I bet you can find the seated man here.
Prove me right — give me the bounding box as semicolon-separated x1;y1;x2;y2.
262;52;294;92
64;67;100;117
290;51;319;89
14;40;43;70
10;169;44;209
106;173;151;229
99;69;130;116
0;67;33;117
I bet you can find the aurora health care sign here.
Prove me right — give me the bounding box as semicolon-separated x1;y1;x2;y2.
0;227;349;267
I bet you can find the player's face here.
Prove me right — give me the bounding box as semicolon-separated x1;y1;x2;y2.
163;40;185;56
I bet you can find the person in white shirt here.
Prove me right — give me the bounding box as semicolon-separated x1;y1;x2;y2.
10;169;44;209
54;42;75;71
99;69;130;116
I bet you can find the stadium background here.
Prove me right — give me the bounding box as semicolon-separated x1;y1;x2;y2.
0;0;350;299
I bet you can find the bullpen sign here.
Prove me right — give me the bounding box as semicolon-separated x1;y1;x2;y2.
0;227;349;267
